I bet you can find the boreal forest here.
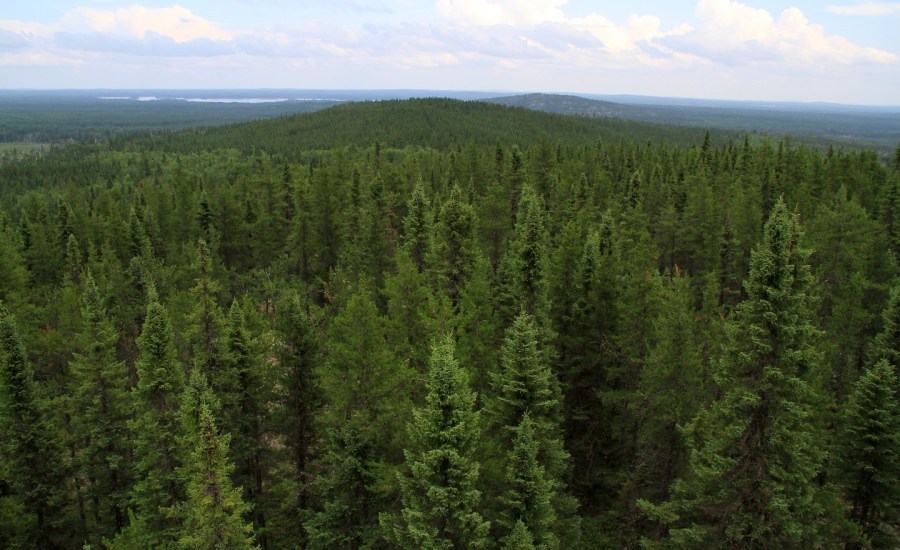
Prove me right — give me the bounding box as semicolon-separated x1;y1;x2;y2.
1;97;899;549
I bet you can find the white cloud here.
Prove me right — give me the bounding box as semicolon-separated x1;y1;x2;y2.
62;5;233;43
436;0;566;27
827;2;900;15
661;0;898;66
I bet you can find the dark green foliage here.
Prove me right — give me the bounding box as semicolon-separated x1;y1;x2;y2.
837;360;900;548
429;185;479;307
128;297;185;545
641;200;829;548
0;97;896;549
70;272;132;543
0;305;70;548
381;336;491;549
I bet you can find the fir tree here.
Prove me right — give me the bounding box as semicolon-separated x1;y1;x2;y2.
641;199;829;548
381;336;491;549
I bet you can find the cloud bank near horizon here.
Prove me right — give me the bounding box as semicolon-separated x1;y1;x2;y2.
0;1;897;104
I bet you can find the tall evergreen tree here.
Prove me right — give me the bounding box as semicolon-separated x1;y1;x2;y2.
127;295;185;545
641;199;829;548
0;304;70;548
499;414;559;550
221;300;272;549
836;359;900;548
70;272;132;543
429;185;479;308
487;312;579;546
381;336;491;549
176;401;258;549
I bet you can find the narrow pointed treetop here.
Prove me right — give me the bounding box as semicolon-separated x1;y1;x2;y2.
383;335;490;549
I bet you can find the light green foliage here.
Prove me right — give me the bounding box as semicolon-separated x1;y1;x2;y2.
499;415;558;550
176;402;258;549
382;336;490;549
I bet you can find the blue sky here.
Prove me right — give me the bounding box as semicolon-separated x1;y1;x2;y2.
1;1;898;104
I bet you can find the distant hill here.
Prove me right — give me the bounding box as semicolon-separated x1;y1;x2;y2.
485;93;638;118
113;97;722;157
485;93;899;151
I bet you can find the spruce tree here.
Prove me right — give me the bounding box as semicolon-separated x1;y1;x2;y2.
837;360;900;548
185;239;226;381
176;402;258;549
0;304;69;548
272;291;320;525
429;184;479;308
641;199;829;548
403;180;432;273
488;312;579;546
381;336;490;549
305;424;381;549
70;272;132;542
128;296;185;545
869;284;900;369
499;414;559;550
221;300;271;549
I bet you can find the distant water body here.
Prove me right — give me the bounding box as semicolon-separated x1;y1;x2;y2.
97;96;341;103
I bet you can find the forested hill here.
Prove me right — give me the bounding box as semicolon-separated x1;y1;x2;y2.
486;93;637;118
108;97;724;156
486;93;900;152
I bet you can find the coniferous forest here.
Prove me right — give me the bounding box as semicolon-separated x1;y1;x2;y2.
1;98;899;549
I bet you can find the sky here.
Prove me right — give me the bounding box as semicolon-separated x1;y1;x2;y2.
1;0;898;104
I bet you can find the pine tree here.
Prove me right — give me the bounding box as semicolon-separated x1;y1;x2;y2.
837;359;900;548
0;304;70;547
70;272;132;543
641;199;829;548
128;296;185;545
381;336;491;549
176;402;258;549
